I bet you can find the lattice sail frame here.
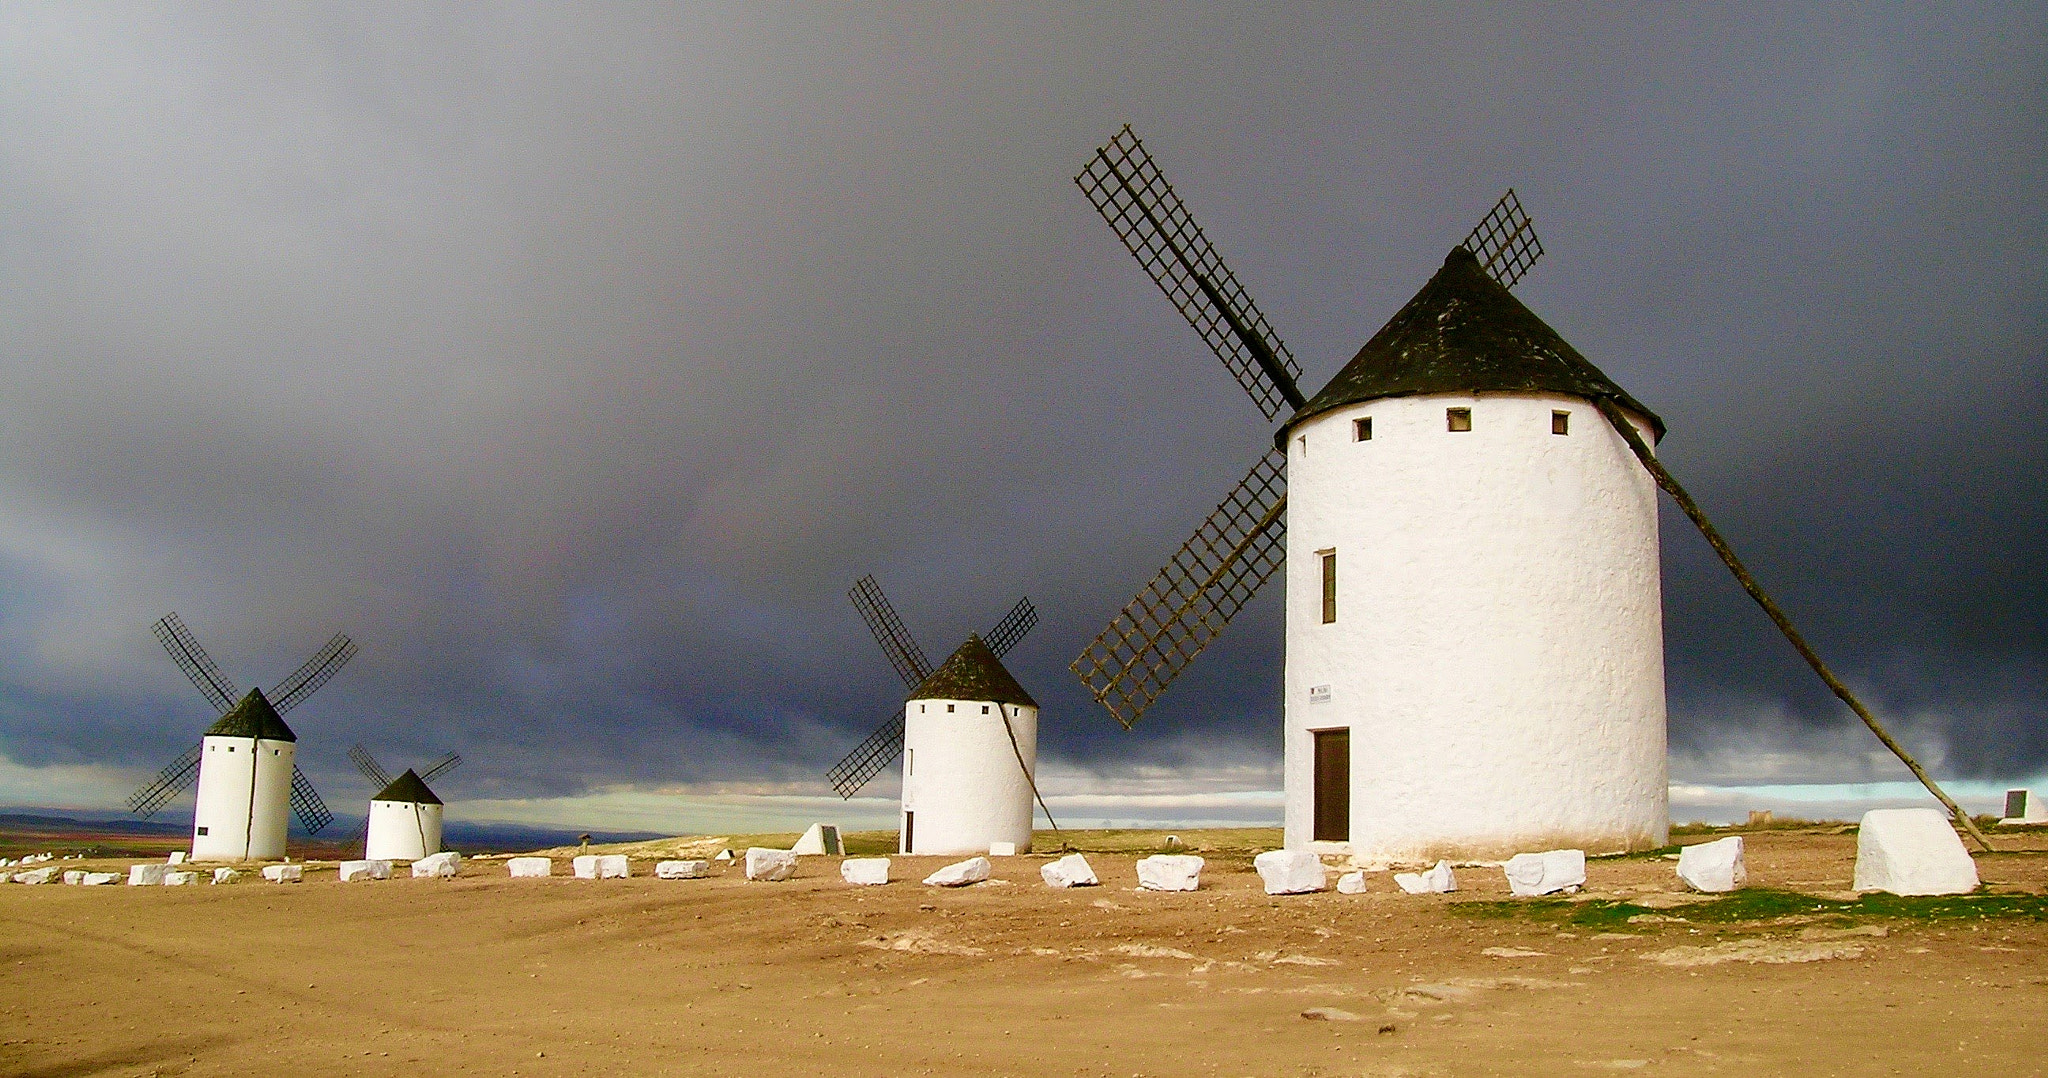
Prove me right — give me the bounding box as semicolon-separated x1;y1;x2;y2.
420;752;462;783
984;597;1038;658
127;742;203;819
153;614;238;714
1071;448;1289;729
1463;188;1543;290
1078;126;1305;420
849;576;932;688
272;633;358;714
827;709;905;799
348;743;392;788
289;765;334;834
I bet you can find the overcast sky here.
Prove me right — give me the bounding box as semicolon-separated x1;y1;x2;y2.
1;4;2041;833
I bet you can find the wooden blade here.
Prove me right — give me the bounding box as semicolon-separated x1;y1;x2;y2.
984;597;1038;658
1463;189;1544;289
289;766;334;834
848;576;932;688
127;742;202;819
419;752;462;783
1071;448;1288;728
347;743;391;788
826;708;905;799
152;614;237;714
271;633;357;714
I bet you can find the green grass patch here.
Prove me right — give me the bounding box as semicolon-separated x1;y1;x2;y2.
1450;887;2048;929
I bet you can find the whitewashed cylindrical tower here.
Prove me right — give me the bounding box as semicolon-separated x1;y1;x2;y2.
1277;247;1668;862
364;769;444;861
191;688;296;861
900;634;1039;856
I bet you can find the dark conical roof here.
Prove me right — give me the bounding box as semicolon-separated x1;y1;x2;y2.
204;687;297;742
1278;247;1663;443
372;768;442;805
909;634;1038;709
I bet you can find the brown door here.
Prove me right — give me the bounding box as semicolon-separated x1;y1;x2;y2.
1312;729;1349;842
902;811;914;854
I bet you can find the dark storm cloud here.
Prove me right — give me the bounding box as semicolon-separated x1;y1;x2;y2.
0;4;2041;815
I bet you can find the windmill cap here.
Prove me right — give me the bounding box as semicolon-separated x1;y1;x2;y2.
203;687;297;742
372;768;442;805
908;634;1039;709
1277;245;1663;445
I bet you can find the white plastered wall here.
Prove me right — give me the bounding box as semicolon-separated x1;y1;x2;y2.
365;799;445;861
191;735;295;861
1283;393;1668;861
901;698;1037;856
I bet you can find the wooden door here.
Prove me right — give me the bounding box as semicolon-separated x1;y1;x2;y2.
903;811;914;854
1312;729;1349;842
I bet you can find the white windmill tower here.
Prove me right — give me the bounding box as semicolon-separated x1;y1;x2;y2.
349;745;462;861
1068;125;1992;860
827;576;1048;855
127;613;354;860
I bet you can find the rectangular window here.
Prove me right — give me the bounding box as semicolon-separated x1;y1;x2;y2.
946;703;955;713
196;826;209;836
1353;416;1371;441
1552;410;1570;435
1319;550;1337;624
981;705;989;714
1447;407;1472;432
906;749;913;777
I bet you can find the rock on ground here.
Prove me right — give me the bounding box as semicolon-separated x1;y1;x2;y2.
923;857;992;887
1254;849;1327;894
261;864;303;883
163;871;199;886
12;867;58;884
80;872;122;885
792;824;843;855
339;860;392;882
507;857;551;878
1677;837;1746;892
1336;870;1368;894
657;860;710;879
1853;808;1978;896
211;868;240;885
1503;850;1584;896
412;852;461;878
1040;853;1098;889
128;865;168;886
1136;855;1204;892
745;847;797;882
841;858;890;886
1396;860;1459;894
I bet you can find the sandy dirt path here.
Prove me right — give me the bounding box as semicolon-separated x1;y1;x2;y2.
2;831;2042;1077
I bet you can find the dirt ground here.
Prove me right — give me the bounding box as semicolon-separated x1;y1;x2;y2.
2;828;2043;1078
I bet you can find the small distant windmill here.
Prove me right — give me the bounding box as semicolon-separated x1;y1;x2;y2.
128;613;355;860
827;575;1049;855
1067;124;1989;857
349;744;461;861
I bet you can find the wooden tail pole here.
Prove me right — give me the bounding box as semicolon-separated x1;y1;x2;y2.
1593;397;1993;853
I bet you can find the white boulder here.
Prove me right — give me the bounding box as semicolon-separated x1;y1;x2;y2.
82;871;122;886
923;856;991;887
1503;850;1585;897
714;848;734;862
840;858;891;886
62;870;86;885
13;867;58;884
1040;853;1099;889
1395;860;1459;894
1853;808;1978;896
792;824;843;855
1676;837;1746;893
988;841;1017;857
1336;870;1369;895
656;860;710;879
1135;854;1204;892
166;851;186;865
128;864;168;886
338;859;393;882
261;864;303;883
211;867;240;885
163;870;198;886
1254;849;1327;895
507;857;552;878
411;852;462;878
744;847;797;882
572;854;631;879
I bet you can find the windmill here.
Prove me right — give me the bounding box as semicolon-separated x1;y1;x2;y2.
827;575;1049;855
349;744;461;861
127;612;354;860
1067;125;1991;858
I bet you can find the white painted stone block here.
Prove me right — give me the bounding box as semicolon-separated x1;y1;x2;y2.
1395;860;1459;894
13;868;58;884
507;857;551;878
656;860;710;880
840;858;891;886
411;852;461;878
128;864;168;886
211;867;240;885
1676;837;1746;893
63;870;86;885
1502;850;1585;896
82;872;121;886
1135;854;1204;892
1336;870;1368;894
1040;853;1098;889
988;841;1017;857
338;859;392;882
261;864;303;883
163;870;198;886
923;856;991;887
1853;808;1978;896
166;851;186;865
572;855;600;879
744;847;796;882
1254;849;1327;895
792;824;843;856
599;854;630;879
714;849;733;861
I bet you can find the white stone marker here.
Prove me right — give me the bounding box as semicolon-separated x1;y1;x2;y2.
1395;860;1458;894
167;851;187;866
13;867;58;884
656;860;710;880
1676;837;1746;893
1040;853;1099;889
1502;849;1585;896
82;871;122;885
988;841;1017;857
1853;808;1978;896
714;849;734;862
1336;870;1369;895
792;824;843;856
261;864;303;883
339;859;393;882
1254;849;1327;895
840;858;891;886
744;847;796;882
163;870;198;886
412;852;462;878
597;854;629;879
1135;854;1204;892
923;856;991;887
63;870;86;886
128;864;168;886
572;855;599;879
211;867;240;885
507;857;552;878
